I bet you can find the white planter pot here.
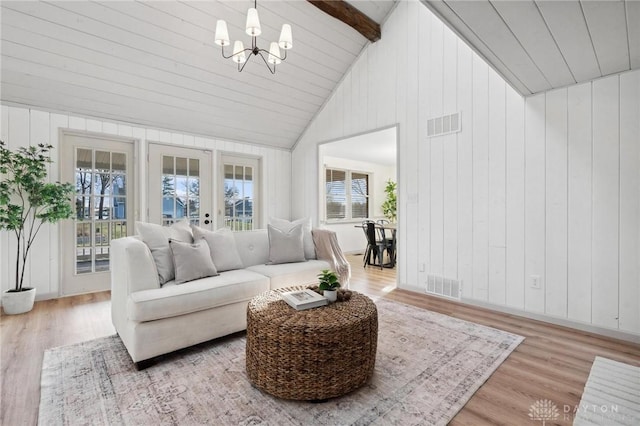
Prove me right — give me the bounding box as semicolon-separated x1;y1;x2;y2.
323;290;337;302
2;287;36;315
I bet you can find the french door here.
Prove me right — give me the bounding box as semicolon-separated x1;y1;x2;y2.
61;132;136;295
148;144;212;228
219;154;261;230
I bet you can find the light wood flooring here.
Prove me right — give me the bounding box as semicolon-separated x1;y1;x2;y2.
2;254;639;425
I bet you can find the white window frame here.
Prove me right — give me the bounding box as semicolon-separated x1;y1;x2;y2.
324;166;371;223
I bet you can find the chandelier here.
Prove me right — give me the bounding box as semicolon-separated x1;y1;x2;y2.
214;0;293;74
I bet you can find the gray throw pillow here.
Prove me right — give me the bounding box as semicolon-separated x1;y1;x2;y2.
269;217;315;259
191;225;244;272
169;239;219;284
267;224;306;264
136;220;194;285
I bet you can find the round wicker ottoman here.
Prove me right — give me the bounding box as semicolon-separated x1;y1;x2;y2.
246;287;378;401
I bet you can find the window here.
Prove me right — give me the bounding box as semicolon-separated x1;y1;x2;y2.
325;168;370;221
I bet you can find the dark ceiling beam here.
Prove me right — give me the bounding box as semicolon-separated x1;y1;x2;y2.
307;0;381;42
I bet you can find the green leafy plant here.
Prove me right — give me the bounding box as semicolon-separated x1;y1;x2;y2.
317;269;341;291
381;179;397;223
0;141;74;292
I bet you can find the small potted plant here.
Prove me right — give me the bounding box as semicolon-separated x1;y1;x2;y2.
317;269;340;302
0;141;74;314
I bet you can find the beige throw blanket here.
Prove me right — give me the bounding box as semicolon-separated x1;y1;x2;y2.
312;228;351;288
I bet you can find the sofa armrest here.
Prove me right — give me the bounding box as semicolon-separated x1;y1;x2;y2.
111;236;160;328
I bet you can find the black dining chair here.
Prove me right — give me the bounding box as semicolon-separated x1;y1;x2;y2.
376;219;396;268
362;220;387;269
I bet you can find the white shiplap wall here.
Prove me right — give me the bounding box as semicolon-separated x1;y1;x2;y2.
292;0;640;335
0;105;291;300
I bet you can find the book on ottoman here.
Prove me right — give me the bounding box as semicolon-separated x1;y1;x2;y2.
281;289;328;311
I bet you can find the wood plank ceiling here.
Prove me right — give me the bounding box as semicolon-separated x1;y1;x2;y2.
0;1;396;149
423;0;640;96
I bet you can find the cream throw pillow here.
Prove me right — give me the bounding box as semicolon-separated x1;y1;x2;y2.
191;225;244;272
136;220;193;285
269;217;315;259
267;224;306;264
169;239;219;284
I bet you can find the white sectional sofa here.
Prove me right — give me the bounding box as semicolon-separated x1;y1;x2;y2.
111;227;337;367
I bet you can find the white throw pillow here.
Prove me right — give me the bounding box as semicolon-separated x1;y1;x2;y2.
191;225;244;272
136;220;193;285
169;239;219;284
267;224;306;264
269;217;315;259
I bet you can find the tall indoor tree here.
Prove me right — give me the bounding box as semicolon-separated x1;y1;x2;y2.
0;141;74;314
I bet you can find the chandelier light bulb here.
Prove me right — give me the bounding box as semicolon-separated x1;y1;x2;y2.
245;8;261;37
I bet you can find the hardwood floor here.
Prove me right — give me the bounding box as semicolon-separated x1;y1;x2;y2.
1;255;639;425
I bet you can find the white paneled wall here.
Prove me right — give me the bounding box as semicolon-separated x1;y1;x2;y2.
292;0;640;335
0;105;291;300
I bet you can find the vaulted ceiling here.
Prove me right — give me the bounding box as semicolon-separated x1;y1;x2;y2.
2;1;638;150
423;0;640;95
0;1;396;149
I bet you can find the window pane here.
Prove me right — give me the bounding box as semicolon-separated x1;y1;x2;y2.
112;175;126;196
113;197;126;219
76;148;92;169
325;169;346;220
75;196;91;220
94;173;112;197
112;152;126;172
351;173;369;218
95;151;110;172
176;157;188;176
162;156;174;174
189;159;199;177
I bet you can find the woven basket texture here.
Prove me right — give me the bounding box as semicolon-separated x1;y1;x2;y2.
246;287;378;400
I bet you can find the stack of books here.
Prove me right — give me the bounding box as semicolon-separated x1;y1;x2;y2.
281;289;328;311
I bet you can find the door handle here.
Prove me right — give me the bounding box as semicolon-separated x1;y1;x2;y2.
204;220;210;225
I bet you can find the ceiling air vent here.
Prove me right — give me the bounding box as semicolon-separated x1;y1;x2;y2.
427;112;461;138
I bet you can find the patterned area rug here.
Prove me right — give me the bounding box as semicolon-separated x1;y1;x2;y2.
39;299;523;425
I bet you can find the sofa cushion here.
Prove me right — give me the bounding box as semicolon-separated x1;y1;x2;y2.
191;226;243;272
233;229;270;267
136;220;193;285
127;269;269;322
169;239;218;284
267;224;306;264
269;217;315;259
247;259;330;290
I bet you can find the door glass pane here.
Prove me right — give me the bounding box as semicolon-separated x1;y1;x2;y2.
161;155;200;226
95;151;110;172
76;222;92;274
112;153;126;171
224;163;255;231
163;155;174;174
112;175;126;196
74;147;128;274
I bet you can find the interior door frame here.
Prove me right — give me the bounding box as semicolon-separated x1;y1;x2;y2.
146;142;214;228
59;129;139;296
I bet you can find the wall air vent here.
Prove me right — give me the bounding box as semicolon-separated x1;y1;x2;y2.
426;274;461;300
427;112;461;138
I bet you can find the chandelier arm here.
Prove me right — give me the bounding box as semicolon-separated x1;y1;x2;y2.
221;44;252;60
257;51;276;74
256;48;287;62
238;56;253;73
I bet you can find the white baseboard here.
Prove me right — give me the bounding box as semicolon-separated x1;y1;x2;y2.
396;284;640;344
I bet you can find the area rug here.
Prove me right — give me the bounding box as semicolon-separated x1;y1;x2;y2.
573;356;640;426
39;299;523;425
